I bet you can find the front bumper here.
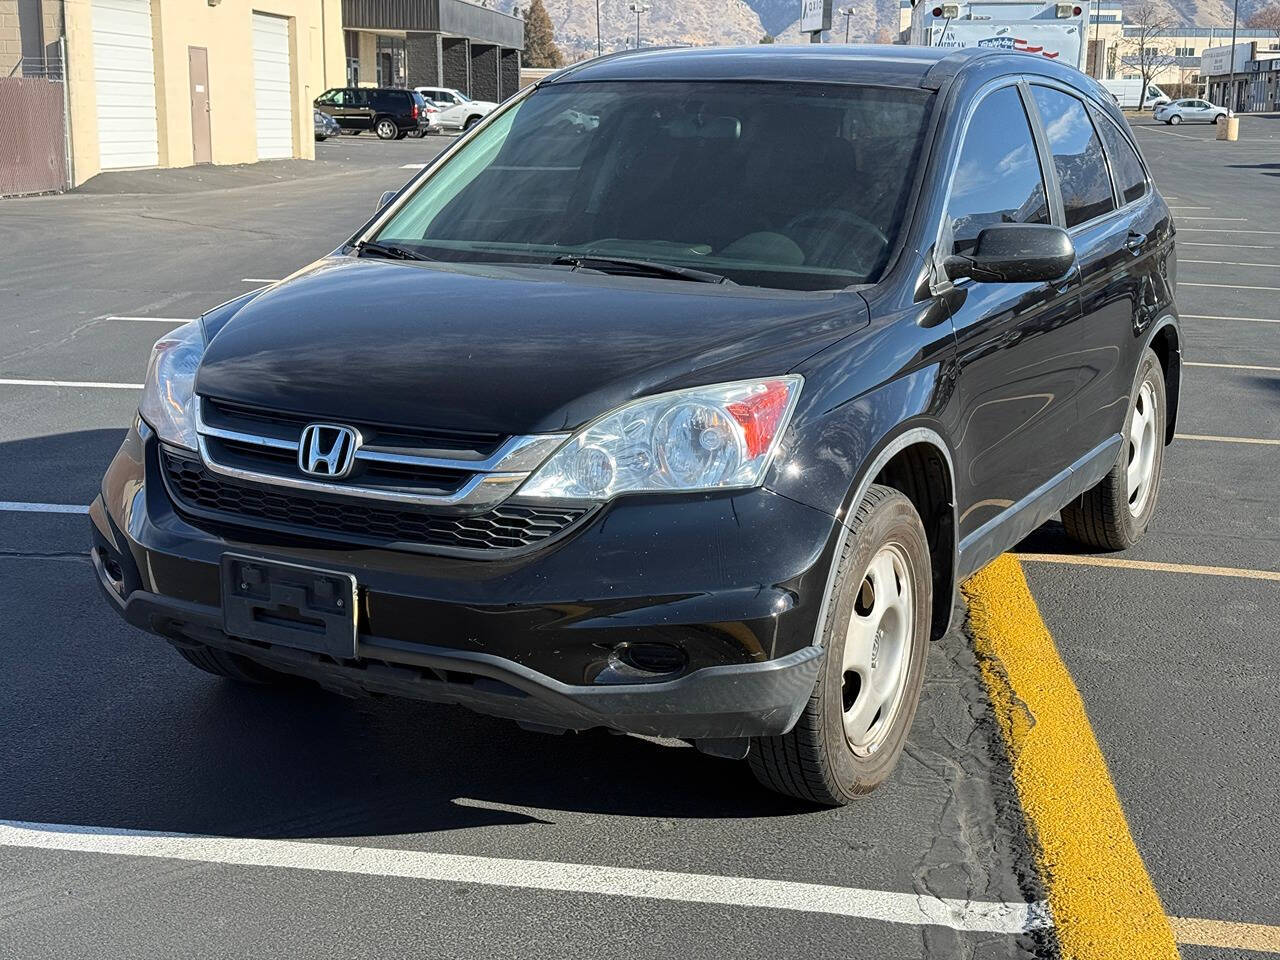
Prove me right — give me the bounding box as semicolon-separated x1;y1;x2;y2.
90;420;840;740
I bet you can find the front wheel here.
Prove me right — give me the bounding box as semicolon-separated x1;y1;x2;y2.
1212;114;1222;124
175;644;292;685
1170;114;1182;125
1062;349;1166;550
463;115;482;131
375;117;398;140
749;484;932;806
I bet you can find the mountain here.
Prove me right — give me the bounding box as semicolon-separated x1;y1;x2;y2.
497;0;1267;60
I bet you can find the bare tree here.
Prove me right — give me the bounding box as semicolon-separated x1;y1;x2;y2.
1121;2;1179;109
1245;3;1280;43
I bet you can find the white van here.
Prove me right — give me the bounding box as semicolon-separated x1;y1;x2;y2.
1101;79;1171;109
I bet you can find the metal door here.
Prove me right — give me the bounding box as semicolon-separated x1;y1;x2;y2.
188;46;211;164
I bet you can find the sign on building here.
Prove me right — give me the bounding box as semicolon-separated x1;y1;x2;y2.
801;0;833;33
1201;42;1252;77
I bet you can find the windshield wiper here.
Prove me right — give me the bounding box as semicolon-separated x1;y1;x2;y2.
551;254;732;285
355;240;434;262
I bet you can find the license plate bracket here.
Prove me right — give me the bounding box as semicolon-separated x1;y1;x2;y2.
221;555;357;659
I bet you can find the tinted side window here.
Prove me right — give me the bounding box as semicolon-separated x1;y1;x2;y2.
1093;109;1146;205
946;86;1050;256
1031;86;1115;228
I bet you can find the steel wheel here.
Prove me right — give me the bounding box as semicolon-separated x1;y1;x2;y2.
841;542;914;756
1127;379;1159;516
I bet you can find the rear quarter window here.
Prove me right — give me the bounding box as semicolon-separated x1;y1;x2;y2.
1092;108;1146;205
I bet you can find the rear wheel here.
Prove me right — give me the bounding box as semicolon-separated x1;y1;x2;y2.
749;484;932;806
375;117;398;140
1170;114;1182;125
1062;349;1166;550
175;644;291;685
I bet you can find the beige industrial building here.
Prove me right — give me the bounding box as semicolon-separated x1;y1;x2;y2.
64;0;345;183
3;0;344;189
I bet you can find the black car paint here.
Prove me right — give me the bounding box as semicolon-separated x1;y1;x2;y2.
92;46;1180;742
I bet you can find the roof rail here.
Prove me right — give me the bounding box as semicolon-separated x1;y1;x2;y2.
918;46;1001;90
540;46;682;85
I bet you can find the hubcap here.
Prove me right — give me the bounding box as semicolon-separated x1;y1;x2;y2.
840;543;914;756
1127;380;1158;516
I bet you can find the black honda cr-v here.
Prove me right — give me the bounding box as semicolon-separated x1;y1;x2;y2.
92;46;1180;805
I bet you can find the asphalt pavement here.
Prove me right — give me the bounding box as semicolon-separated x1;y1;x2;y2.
0;116;1275;959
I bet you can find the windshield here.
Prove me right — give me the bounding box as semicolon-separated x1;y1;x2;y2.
373;81;934;291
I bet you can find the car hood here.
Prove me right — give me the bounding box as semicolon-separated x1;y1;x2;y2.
197;256;867;435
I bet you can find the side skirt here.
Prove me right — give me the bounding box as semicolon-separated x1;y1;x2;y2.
955;434;1123;581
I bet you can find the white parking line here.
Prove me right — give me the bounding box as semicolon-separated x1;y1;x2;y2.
1176;217;1248;221
1166;205;1208;209
1180;241;1275;249
1176;433;1280;446
241;278;278;284
1185;361;1280;372
1182;314;1279;324
0;378;142;389
400;163;427;169
1181;259;1279;268
0;820;1050;935
1178;229;1280;235
1181;281;1280;292
0;501;88;514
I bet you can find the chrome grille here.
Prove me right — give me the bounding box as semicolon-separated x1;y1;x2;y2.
194;397;568;509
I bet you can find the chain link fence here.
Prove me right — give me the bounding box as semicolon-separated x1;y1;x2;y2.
1;46;71;197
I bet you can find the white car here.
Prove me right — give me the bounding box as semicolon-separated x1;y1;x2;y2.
413;87;497;132
1153;98;1231;125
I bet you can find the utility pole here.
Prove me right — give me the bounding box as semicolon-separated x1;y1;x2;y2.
596;0;602;56
630;3;650;48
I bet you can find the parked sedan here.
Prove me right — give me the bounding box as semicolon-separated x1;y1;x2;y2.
93;45;1179;807
313;108;340;141
1154;98;1231;125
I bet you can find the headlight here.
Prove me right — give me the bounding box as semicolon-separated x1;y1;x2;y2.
519;376;802;501
138;320;206;450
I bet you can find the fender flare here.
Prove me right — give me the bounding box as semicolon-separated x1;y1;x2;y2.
808;425;959;647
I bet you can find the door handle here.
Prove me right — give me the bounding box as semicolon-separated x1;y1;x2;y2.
1125;231;1147;255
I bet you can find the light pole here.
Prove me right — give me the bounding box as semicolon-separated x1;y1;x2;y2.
840;6;855;42
1228;0;1239;110
596;0;602;56
630;2;650;48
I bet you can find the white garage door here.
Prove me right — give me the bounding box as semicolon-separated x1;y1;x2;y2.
91;0;159;170
252;13;294;160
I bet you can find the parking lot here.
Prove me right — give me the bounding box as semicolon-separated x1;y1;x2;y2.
0;118;1276;959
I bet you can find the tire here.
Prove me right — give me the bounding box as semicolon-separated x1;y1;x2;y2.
1062;349;1166;551
405;128;422;139
175;643;290;685
1170;114;1182;125
315;135;327;142
749;484;932;806
375;117;398;140
394;130;408;140
463;115;482;131
1212;114;1221;124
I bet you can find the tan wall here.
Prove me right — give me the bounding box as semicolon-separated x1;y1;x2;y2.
65;0;344;185
356;28;374;85
0;1;21;76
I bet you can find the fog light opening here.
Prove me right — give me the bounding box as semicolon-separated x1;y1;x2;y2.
94;547;125;593
595;641;688;684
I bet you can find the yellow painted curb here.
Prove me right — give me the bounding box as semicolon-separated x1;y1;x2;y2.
962;554;1179;960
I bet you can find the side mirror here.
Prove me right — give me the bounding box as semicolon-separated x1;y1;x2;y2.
376;190;397;213
944;223;1076;284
